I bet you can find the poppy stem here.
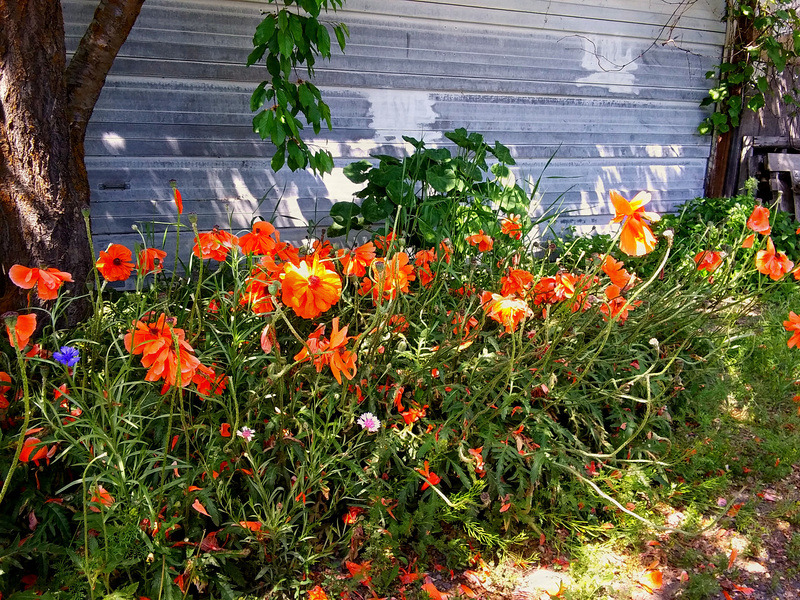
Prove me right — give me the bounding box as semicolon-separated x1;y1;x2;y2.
0;327;32;508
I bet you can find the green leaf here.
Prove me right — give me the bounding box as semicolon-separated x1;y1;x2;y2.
402;135;425;149
315;149;334;173
247;45;267;66
427;164;457;193
271;146;286;171
361;197;393;222
298;83;315;108
250;82;268;111
344;160;372;183
277;30;293;58
317;24;331;57
387;179;415;207
757;76;769;93
491;141;515;164
252;109;273;139
253;15;276;45
326;222;349;238
334;24;348;52
289;15;304;46
271;120;286;147
287;140;307;170
424;147;450;162
330;201;361;224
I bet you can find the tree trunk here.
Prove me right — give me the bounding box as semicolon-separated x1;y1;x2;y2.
0;0;144;322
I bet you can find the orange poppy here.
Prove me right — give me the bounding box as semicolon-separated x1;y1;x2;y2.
416;460;441;490
5;313;37;349
755;236;794;280
308;585;329;600
193;364;228;396
481;291;531;333
281;257;342;319
96;244;135;281
359;252;416;303
9;265;73;300
327;317;357;384
170;180;183;214
466;230;494;252
784;311;800;348
239;221;278;255
746;205;771;235
193;227;239;261
600;293;641;324
338;242;376;277
124;314;200;387
0;371;11;407
19;436;47;464
500;269;535;297
137;248;167;275
241;268;277;314
601;255;634;290
500;215;523;239
609;190;659;257
373;231;397;255
90;485;115;511
693;250;724;273
741;233;756;248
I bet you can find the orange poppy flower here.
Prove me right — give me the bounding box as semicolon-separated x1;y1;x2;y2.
124;314;200;387
481;291;531;333
416;460;441;490
5;313;37;350
601;255;634;290
0;371;11;407
137;248;167;275
96;244;135;282
193;364;228;396
373;231;397;255
609;190;659;257
693;250;724;273
281;257;342;319
308;585;329;600
239;221;278;255
500;215;523;240
756;237;794;280
90;485;115;511
784;311;800;348
19;436;47;464
338;242;376;277
600;293;641;324
500;269;535;297
746;205;771;235
193;227;239;261
359;252;416;303
9;265;73;300
327;318;357;384
466;230;494;252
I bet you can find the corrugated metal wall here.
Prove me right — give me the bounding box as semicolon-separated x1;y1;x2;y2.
63;0;726;250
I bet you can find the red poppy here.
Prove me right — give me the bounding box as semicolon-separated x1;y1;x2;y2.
609;190;659;257
601;255;634;290
416;460;441;490
239;221;278;255
756;236;794;280
693;250;724;273
465;230;494;252
96;244;135;282
281;257;342;319
342;506;366;525
746;205;771;235
9;265;73;300
137;248;167;275
193;364;228;396
5;313;37;350
220;423;231;437
193;227;239;261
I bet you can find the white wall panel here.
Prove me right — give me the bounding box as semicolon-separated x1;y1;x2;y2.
62;0;726;246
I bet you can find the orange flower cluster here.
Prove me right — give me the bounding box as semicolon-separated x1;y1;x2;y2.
124;313;201;387
9;265;73;300
294;317;357;384
785;312;800;348
414;242;451;287
610;190;659;257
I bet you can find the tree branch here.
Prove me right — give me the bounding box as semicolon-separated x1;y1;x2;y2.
65;0;145;145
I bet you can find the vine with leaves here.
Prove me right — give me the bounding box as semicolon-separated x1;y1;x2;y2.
248;0;349;174
700;0;800;135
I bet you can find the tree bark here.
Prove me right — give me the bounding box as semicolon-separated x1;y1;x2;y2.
0;0;144;321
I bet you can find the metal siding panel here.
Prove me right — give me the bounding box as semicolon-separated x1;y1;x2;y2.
62;0;726;244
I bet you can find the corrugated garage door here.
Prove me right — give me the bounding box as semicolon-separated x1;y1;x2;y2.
63;0;726;250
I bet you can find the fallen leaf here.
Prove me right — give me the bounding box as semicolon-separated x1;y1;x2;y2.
733;584;755;595
728;548;738;570
639;570;663;593
459;584;477;598
722;591;733;600
421;581;446;600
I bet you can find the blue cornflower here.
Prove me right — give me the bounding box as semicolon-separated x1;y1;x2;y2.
53;346;80;367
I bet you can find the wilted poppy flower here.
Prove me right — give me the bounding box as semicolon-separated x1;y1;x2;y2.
239;221;278;255
609;190;659;257
5;313;37;350
756;237;794;280
501;215;523;239
9;265;73;300
137;248;167;275
281;257;342;319
466;230;494;252
784;311;800;348
96;244;135;282
693;250;724;273
193;227;239;261
747;205;771;235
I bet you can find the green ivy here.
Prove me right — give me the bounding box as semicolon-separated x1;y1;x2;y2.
699;0;800;135
248;0;349;173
